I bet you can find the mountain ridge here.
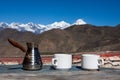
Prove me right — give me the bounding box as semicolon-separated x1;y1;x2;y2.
0;24;120;57
0;19;86;34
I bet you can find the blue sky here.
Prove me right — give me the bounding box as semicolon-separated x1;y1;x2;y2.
0;0;120;26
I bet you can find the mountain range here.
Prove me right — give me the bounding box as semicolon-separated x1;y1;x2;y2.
0;19;120;57
0;19;86;34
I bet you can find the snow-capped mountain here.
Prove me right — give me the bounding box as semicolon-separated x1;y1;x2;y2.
0;19;86;34
0;22;9;28
46;21;70;30
73;19;86;25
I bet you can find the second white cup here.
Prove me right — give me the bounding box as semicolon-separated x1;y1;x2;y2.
81;54;104;70
52;54;72;70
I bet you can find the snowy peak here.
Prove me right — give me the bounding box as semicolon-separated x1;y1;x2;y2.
48;21;70;28
0;22;9;28
0;19;87;34
73;19;86;25
46;21;70;30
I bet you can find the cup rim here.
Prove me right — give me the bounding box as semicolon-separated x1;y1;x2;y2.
82;54;99;57
54;53;71;56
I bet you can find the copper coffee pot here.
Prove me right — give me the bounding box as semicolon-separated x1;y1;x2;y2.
8;38;43;70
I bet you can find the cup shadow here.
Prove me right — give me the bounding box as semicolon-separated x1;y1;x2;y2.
49;66;83;71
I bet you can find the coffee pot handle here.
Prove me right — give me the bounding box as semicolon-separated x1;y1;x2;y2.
98;58;104;66
52;58;57;66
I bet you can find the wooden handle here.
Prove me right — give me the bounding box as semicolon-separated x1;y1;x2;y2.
8;38;26;52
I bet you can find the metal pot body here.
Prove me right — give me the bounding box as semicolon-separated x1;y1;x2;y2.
23;42;43;70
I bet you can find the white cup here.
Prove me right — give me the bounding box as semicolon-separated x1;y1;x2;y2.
81;54;104;70
52;54;72;70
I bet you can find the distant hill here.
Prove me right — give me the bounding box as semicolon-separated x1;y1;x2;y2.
0;24;120;57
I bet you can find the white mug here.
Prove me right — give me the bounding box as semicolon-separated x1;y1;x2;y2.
81;54;104;70
52;54;72;69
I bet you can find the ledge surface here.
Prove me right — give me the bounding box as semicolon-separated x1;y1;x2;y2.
0;65;120;80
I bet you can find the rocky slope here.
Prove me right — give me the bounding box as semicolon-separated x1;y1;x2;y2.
0;24;120;57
